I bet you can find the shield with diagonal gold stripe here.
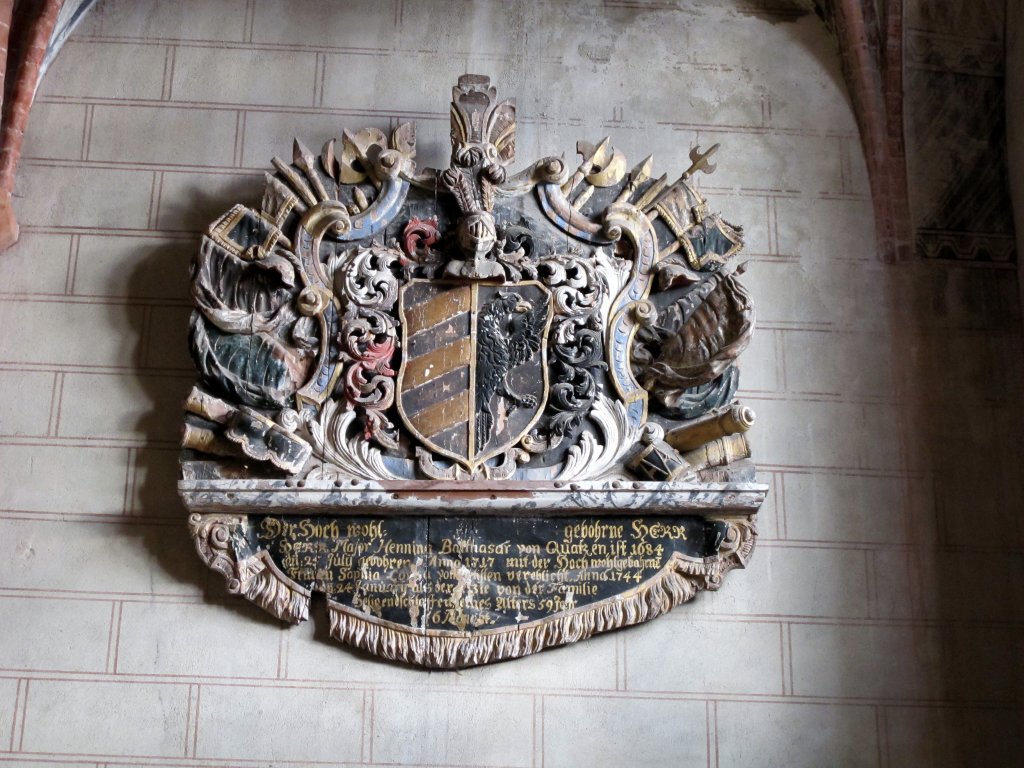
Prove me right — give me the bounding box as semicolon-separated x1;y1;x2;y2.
396;279;552;469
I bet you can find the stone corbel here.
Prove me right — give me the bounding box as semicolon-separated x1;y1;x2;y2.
189;513;311;624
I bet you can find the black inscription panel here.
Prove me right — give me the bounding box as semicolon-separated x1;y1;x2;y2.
252;516;726;631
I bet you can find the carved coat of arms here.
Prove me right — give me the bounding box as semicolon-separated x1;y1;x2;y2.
397;279;552;469
181;75;766;667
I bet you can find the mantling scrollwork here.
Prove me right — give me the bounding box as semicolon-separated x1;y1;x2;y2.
331;244;402;447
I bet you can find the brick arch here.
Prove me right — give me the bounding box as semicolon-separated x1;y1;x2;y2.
803;0;911;262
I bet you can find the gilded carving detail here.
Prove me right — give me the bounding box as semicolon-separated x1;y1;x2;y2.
180;75;768;667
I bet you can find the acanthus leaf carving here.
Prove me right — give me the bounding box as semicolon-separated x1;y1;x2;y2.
306;400;400;482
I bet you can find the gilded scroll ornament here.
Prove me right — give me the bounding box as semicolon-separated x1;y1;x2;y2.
181;75;767;668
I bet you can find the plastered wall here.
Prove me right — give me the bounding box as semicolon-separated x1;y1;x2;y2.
0;1;1022;766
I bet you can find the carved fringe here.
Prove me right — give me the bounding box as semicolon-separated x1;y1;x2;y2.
326;555;722;669
236;552;311;625
189;514;311;625
191;512;756;665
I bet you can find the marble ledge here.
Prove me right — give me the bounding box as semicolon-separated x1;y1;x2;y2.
179;477;769;517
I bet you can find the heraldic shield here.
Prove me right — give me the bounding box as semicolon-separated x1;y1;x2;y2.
397;280;552;470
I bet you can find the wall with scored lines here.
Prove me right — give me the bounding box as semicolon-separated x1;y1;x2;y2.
0;1;1022;766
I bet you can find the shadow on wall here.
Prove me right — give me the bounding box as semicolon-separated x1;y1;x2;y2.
897;0;1024;759
121;181;285;632
885;262;1024;763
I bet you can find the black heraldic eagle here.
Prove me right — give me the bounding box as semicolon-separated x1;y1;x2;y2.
475;291;548;449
